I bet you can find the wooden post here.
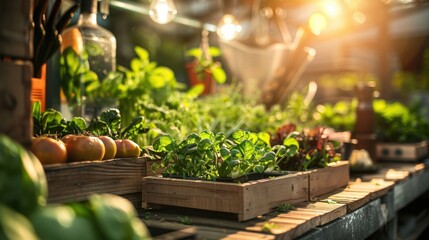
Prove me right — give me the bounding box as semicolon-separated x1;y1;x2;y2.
376;3;392;100
0;0;33;148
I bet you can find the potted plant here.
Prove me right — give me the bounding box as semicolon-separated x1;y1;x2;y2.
185;30;226;96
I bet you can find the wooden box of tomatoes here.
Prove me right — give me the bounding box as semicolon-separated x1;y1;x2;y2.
33;134;162;207
44;155;161;207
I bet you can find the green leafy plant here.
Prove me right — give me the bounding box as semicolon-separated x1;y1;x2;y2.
276;203;295;213
314;99;357;132
392;48;429;95
315;99;429;143
151;129;287;180
32;101;87;137
142;212;151;220
87;108;149;140
177;216;192;225
261;222;278;233
321;199;338;204
271;124;341;171
32;102;149;144
374;99;429;142
186;46;226;85
60;45;312;147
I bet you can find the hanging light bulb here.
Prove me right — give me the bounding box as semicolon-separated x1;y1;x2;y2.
149;0;177;24
308;13;327;35
216;14;242;41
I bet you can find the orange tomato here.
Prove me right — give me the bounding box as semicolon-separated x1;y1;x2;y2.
61;134;75;145
115;139;141;158
98;136;117;160
30;137;67;165
64;135;105;162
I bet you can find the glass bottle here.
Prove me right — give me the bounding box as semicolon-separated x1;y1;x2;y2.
61;0;116;119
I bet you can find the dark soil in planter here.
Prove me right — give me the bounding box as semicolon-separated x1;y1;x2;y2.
215;172;264;183
278;155;339;171
162;171;293;183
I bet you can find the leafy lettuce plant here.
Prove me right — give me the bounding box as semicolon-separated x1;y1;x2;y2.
151;129;287;180
32;101;87;137
86;108;150;141
217;130;277;178
270;123;340;171
374;100;429;142
32;101;148;144
315;99;429;143
152;130;225;180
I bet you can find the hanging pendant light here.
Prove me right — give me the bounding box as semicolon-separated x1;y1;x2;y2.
217;14;242;40
149;0;177;24
217;0;241;41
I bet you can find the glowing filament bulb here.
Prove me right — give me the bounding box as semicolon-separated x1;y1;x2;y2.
323;0;341;17
308;13;327;35
149;0;177;24
217;14;242;41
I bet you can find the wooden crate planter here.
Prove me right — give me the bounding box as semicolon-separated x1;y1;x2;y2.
308;161;350;200
142;172;309;222
376;140;428;162
44;156;161;206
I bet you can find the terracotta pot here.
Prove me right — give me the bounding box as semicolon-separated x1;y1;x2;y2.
186;62;216;96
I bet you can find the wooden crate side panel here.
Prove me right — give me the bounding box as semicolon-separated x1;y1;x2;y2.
309;161;350;200
45;157;146;203
376;141;428;161
240;173;309;221
142;177;241;213
145;159;163;176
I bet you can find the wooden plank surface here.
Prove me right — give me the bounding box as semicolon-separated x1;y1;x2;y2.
140;201;346;240
315;179;395;213
140;160;429;240
292;201;347;226
298;195;395;240
316;189;371;213
143;220;197;240
346;180;395;200
196;226;275;240
351;160;428;182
